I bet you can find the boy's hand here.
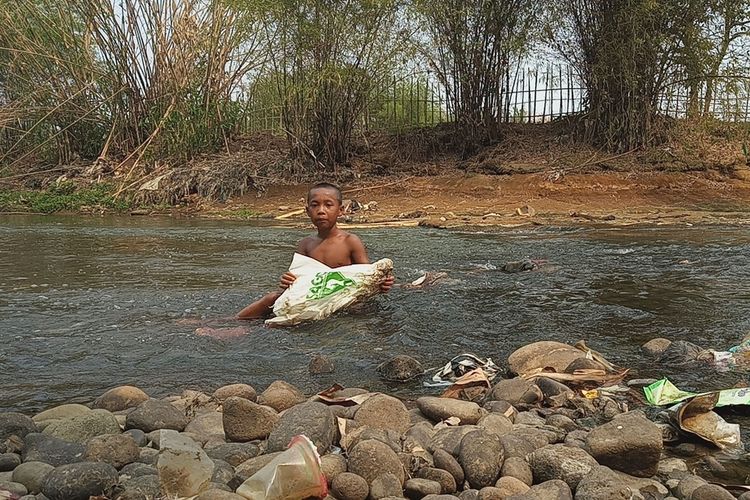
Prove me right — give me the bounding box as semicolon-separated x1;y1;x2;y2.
279;272;297;289
380;274;395;293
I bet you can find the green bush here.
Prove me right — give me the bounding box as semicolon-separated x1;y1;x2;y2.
0;183;131;213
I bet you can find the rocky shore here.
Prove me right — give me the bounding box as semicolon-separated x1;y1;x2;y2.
0;348;746;500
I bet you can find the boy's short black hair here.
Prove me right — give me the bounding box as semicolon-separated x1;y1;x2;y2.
307;182;343;204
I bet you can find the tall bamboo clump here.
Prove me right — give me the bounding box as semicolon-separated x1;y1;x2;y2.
414;0;538;154
0;0;265;169
262;0;404;171
550;0;679;151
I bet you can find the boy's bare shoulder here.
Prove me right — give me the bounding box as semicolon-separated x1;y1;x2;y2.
341;230;364;246
296;235;318;253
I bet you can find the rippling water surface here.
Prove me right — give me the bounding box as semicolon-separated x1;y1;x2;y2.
2;215;750;420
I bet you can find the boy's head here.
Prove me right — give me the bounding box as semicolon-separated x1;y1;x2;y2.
306;182;343;230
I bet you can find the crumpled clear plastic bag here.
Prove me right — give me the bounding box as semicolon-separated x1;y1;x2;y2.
266;253;393;326
236;435;327;500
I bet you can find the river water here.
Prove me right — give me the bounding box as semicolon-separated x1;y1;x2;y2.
2;216;750;438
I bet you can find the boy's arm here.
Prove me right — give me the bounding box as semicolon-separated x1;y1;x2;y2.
349;234;394;292
348;234;370;264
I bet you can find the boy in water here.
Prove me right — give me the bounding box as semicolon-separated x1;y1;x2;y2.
237;182;394;319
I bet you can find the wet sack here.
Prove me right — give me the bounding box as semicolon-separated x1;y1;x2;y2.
266;253;393;326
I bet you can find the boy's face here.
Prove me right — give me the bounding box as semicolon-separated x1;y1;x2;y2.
306;187;343;230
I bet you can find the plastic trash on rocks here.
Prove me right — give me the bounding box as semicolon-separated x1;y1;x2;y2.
236;435;327;500
266;253;393;326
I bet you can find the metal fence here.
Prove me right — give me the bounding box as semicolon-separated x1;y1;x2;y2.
234;64;750;134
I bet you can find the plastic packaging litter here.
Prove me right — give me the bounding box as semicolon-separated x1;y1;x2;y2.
424;353;500;387
266;253;393;326
236;435;327;500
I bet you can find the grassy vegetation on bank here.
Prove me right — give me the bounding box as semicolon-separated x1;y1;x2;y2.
0;182;131;214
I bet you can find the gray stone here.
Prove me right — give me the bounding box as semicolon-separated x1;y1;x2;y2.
510;479;572;499
41;462;118;500
213;383;257;402
535;378;574;401
487;379;542;407
184;411;225;441
493;476;529;496
674;475;708;500
458;430;504;489
0;413;38;442
459;490;479;500
137;447;158;465
477;414;513;438
514;411;546;427
405;478;441;498
205;442;260;467
545;414;577;432
222;397;278;442
210;459;235;486
508;342;585;375
417;397;484;425
433;449;464;488
0;453;20;472
268;402;336;454
0;481;27;496
22;433;84;466
156;430;214;497
83;434;139;469
348;439;405;485
355;395;411;434
586;412;662;477
370;473;403;499
309;354;336;375
332;472;370;500
123;429;147;447
118;462;156;478
416;467;456;494
116;473;160;500
483;401;517;421
477;487;504;500
500;457;532;486
498;433;536;459
125;399;188;433
234;451;283;481
378;355;424;382
321;453;348;485
428;426;479;456
92;386;149;412
405;422;436;450
257;380;306;412
527;443;597;490
574;465;669;500
422;496;459;500
642;338;672;357
564;429;588;449
32;405;90;424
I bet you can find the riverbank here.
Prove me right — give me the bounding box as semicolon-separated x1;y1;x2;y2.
1;341;747;500
2;121;750;228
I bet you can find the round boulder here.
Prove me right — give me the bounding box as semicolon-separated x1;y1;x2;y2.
691;484;735;500
205;442;260;467
370;473;403;499
527;443;597;490
124;399;188;433
213;383;257;402
11;461;54;494
321;453;347;485
585;412;662;478
405;478;441;498
641;338;672;357
92;386;149;412
486;378;542;407
417;397;484;425
348;439;405;485
500;457;532;486
0;413;38;442
416;467;457;494
494;476;529;496
21;433;85;466
83;434;139;469
222;397;278;442
309;354;335;375
267;402;336;454
184;411;225;441
0;453;20;472
354;394;411;434
377;355;424;382
42;410;120;445
32;404;90;424
433;449;464;487
331;472;369;500
459;430;504;489
41;462;118;500
257;380;306;412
